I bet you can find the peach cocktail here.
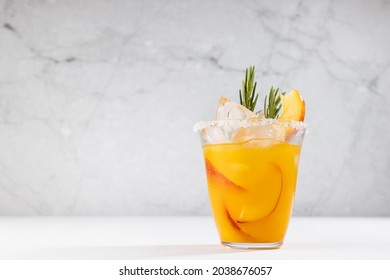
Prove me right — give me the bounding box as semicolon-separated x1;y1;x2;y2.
194;66;306;249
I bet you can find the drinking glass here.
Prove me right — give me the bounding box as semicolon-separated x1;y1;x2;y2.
194;119;306;249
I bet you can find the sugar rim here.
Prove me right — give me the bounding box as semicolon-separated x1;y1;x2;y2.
193;118;307;132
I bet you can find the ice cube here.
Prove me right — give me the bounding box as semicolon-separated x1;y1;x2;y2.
216;96;257;120
232;124;286;146
201;126;227;144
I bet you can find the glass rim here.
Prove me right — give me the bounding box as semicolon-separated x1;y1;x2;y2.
193;118;307;132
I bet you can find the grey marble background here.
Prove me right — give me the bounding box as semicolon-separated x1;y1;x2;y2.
0;0;389;216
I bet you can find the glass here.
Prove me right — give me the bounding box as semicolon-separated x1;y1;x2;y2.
194;119;307;249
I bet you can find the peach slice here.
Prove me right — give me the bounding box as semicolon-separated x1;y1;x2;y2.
224;163;283;223
205;154;283;223
206;162;252;242
205;160;283;238
278;89;305;122
205;159;245;192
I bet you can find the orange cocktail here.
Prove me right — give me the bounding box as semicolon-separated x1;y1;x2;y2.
194;66;307;249
202;131;303;248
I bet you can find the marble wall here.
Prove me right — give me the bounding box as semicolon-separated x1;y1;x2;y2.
0;0;389;216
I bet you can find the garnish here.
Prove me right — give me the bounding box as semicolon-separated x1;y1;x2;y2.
239;65;259;112
263;86;285;119
238;65;286;119
278;89;305;122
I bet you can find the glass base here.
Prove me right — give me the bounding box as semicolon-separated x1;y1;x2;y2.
222;241;282;250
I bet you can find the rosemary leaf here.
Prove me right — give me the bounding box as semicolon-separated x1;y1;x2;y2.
239;65;259;112
264;86;285;119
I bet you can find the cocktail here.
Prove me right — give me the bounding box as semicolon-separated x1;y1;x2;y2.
194;66;307;249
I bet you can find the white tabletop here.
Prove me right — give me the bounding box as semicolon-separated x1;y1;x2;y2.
0;216;389;260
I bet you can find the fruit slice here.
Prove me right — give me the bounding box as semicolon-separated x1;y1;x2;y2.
216;96;257;120
278;89;305;122
205;159;245;192
206;161;252;242
205;155;283;224
224;162;283;223
208;193;253;242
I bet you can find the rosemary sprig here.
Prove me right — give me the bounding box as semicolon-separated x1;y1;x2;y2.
239;65;259;112
238;65;285;118
263;86;285;119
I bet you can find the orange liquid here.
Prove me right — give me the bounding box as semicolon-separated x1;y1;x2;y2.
203;139;301;245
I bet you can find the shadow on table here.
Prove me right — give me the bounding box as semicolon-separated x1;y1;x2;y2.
2;244;254;260
102;244;249;259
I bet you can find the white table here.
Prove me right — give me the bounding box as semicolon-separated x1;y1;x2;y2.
0;217;389;259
